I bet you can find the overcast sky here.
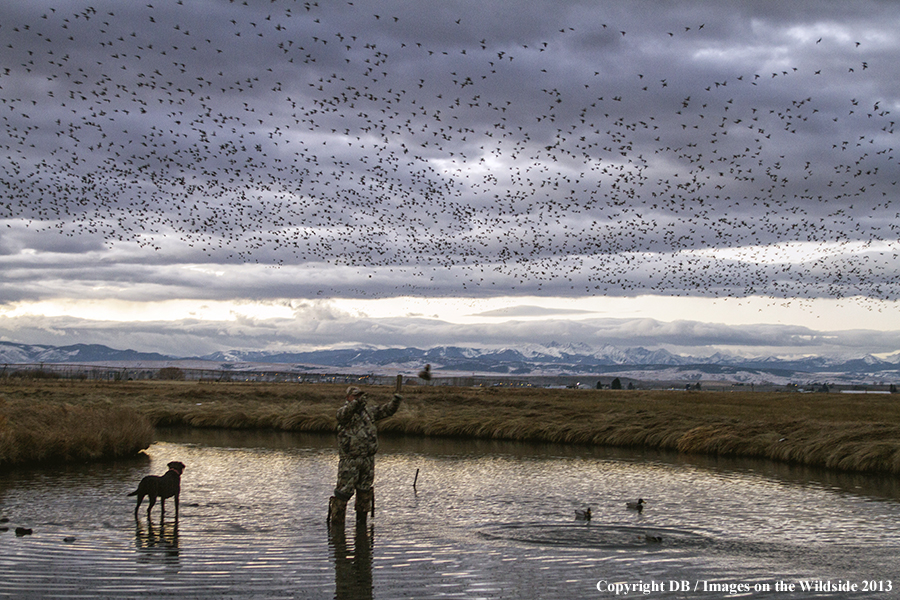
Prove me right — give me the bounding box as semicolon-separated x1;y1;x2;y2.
1;0;899;359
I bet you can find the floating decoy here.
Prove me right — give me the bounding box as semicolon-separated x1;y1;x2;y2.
626;498;645;512
575;507;592;520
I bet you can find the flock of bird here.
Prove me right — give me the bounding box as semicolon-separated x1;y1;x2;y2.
1;1;898;303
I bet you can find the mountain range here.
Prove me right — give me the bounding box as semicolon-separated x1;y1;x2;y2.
2;340;899;385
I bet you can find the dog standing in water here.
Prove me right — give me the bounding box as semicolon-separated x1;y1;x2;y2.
128;461;186;519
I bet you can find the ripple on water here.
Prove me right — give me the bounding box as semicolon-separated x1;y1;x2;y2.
1;432;899;599
479;521;709;550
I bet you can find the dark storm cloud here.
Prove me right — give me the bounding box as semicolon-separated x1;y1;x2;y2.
1;0;899;304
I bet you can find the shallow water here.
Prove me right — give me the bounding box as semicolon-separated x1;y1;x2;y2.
0;429;898;599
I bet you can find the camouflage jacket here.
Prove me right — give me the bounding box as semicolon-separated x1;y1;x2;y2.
336;394;401;458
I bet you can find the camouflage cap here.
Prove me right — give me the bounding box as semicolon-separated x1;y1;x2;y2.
346;386;364;397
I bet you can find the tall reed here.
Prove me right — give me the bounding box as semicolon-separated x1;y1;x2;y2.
0;393;153;467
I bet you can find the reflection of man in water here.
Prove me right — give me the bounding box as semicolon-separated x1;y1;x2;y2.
331;520;374;600
328;386;402;526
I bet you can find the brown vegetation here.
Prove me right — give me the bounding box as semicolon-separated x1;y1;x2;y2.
2;380;900;474
0;389;153;467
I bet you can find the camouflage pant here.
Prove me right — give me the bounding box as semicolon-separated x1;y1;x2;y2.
334;455;374;500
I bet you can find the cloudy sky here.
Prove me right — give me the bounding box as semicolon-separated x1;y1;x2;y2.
1;0;899;359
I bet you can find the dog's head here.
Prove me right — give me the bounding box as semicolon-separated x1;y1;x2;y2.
167;461;186;475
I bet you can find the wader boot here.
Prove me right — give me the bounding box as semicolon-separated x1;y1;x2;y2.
355;488;374;522
327;496;348;527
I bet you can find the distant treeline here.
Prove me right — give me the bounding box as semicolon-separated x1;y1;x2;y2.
2;363;895;393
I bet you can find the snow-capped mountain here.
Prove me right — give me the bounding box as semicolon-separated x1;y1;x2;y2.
2;340;898;384
0;342;174;364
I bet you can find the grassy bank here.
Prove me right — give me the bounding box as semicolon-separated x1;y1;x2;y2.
2;380;900;474
0;391;153;467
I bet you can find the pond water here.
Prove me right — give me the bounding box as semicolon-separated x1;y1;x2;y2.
0;429;898;599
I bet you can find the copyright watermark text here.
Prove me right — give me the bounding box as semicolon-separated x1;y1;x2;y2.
596;579;893;595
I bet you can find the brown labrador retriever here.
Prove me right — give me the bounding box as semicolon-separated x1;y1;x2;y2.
127;461;185;519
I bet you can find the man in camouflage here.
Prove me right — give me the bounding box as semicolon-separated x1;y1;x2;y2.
328;386;402;526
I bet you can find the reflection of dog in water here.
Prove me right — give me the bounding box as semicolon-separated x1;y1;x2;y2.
128;461;185;519
135;518;180;558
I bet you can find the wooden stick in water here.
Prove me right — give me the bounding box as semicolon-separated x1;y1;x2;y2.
413;468;419;489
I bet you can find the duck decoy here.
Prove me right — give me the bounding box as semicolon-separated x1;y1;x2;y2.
575;507;592;521
626;498;645;512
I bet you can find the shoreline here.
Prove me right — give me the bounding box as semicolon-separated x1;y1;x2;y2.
2;380;899;474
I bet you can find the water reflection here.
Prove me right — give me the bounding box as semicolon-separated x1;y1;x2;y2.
330;521;374;600
134;517;180;562
163;427;900;501
671;451;900;500
0;429;897;599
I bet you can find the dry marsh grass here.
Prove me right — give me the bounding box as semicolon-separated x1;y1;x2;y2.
2;380;900;474
0;392;153;467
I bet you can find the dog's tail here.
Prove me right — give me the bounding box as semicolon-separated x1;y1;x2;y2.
126;489;138;496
